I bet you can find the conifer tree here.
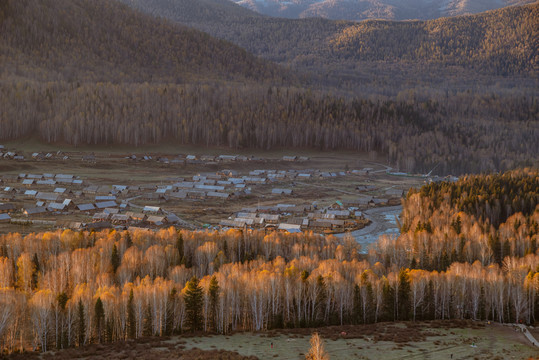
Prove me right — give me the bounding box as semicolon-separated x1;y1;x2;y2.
176;232;185;265
31;253;40;290
184;276;203;332
77;299;86;347
143;303;153;337
208;276;220;332
95;297;105;343
127;289;136;339
111;244;120;274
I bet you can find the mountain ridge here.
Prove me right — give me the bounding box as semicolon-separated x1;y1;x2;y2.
232;0;537;21
119;0;539;78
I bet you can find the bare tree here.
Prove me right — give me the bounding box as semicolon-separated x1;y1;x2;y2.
305;332;330;360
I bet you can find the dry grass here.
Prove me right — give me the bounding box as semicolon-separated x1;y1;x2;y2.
3;321;537;360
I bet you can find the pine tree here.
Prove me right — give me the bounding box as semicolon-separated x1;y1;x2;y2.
57;292;69;349
77;299;86;347
31;253;40;290
315;275;327;325
353;284;361;324
125;231;132;248
143;303;153;337
382;278;395;321
127;289;136;339
398;269;411;321
165;288;177;335
105;318;114;343
95;297;105;343
176;232;185;265
111;244;120;274
208;276;220;332
223;239;229;260
184;276;203;332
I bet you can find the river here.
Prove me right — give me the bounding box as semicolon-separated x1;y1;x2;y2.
336;205;402;253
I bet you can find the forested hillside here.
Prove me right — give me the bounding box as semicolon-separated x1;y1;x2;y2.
0;0;282;83
121;0;539;76
1;170;538;352
330;4;539;75
0;0;537;174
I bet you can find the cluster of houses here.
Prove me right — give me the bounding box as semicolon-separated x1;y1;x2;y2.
0;173;186;230
31;151;69;161
0;145;24;161
127;153;262;165
125;153;312;165
219;200;374;234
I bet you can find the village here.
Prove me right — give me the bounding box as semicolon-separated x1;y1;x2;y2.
0;144;419;235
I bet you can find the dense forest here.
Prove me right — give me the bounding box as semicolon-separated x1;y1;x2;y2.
376;169;539;270
0;170;538;353
121;0;539;76
0;0;283;83
1;82;538;174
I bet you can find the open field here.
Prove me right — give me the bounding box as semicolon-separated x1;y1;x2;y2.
174;322;539;360
7;321;537;360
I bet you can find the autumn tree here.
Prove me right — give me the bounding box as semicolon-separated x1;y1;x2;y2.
306;332;330;360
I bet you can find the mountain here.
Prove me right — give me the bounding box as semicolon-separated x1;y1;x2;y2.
0;0;282;83
0;0;536;175
119;0;262;24
232;0;537;21
119;0;539;78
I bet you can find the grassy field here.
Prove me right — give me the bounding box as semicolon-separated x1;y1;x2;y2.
8;321;537;360
172;322;538;360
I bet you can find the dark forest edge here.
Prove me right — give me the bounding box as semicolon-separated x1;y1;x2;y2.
0;169;538;353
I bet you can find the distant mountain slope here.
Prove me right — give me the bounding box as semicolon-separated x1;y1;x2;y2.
0;0;282;83
232;0;537;21
330;4;539;75
120;0;539;76
119;0;262;23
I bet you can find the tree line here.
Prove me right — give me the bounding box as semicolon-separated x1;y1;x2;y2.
1;81;537;175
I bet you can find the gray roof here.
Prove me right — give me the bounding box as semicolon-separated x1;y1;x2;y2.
47;203;66;211
0;213;11;221
36;192;60;201
77;203;95;211
24;206;47;215
95;201;117;209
